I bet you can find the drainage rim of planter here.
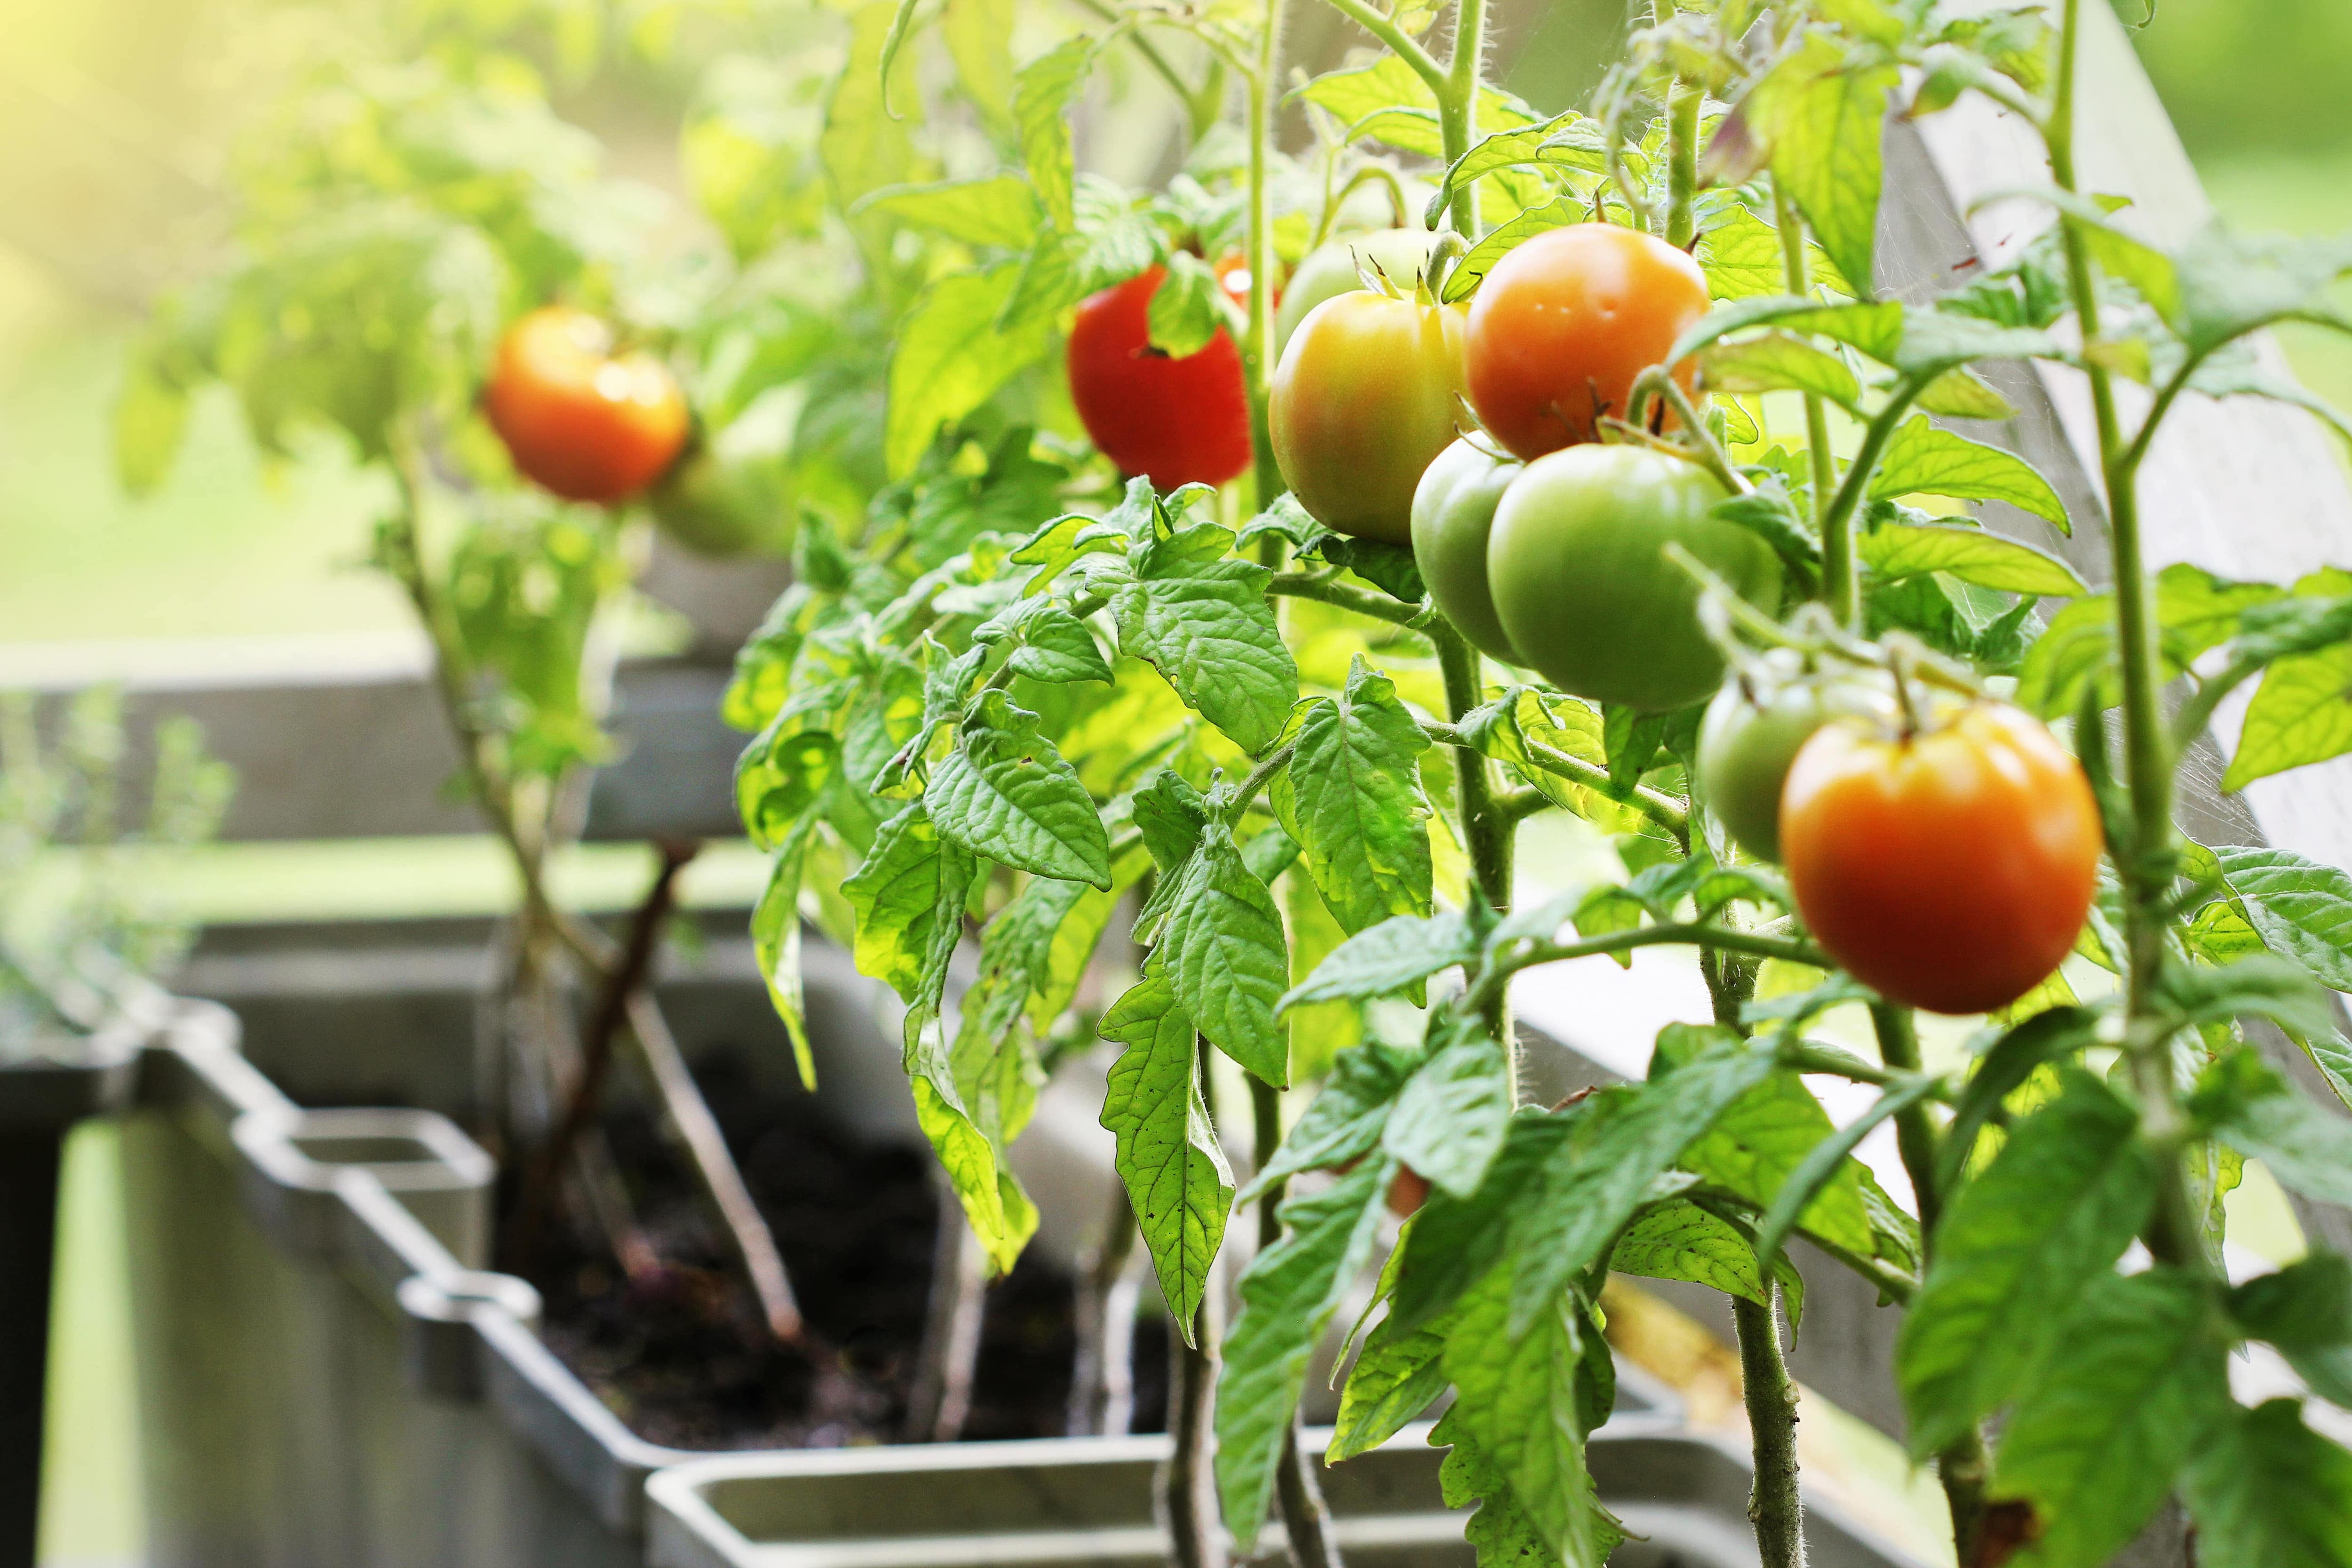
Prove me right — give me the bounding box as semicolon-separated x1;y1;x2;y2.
642;1417;1936;1568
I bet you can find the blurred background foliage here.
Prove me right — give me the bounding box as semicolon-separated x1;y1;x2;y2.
0;0;2341;651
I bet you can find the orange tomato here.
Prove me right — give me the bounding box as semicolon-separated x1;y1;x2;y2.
1780;702;2102;1016
1462;224;1710;461
485;305;690;505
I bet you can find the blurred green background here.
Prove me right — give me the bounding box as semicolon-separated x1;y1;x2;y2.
7;0;2347;1561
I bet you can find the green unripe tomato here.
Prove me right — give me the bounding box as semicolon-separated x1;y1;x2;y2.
1270;290;1467;544
1275;228;1445;350
1411;438;1524;664
1696;652;1898;862
648;405;795;558
1486;445;1782;712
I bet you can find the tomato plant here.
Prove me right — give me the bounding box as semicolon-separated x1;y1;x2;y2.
1269;286;1465;542
1696;649;1895;863
1410;438;1522;664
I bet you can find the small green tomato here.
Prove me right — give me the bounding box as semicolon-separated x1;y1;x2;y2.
1696;651;1898;862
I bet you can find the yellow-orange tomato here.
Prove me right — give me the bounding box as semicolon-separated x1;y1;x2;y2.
1462;223;1710;461
1271;290;1468;544
485;306;689;504
1780;702;2102;1016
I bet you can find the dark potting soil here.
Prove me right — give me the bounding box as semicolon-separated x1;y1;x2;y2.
525;1046;1168;1450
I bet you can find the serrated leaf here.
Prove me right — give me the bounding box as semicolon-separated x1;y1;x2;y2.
1012;33;1093;231
886;260;1057;477
2182;1398;2352;1568
1442;1268;1615;1568
1696;201;1795;303
751;825;822;1091
1861;522;2086;596
1099;976;1232;1332
843;800;978;1011
1700;331;1860;409
1159;822;1290;1086
1656;1025;1874;1256
1506;1040;1779;1336
1897;1073;2156;1457
1216;1159;1393;1551
736;724;842;851
1330;1308;1453;1463
1914;364;2019;421
1244;1043;1420;1205
2227;567;2352;789
856;176;1042;248
2173;224;2352;358
1281;910;1479;1010
2193;1050;2352;1207
1005;605;1113;684
1990;1269;2231;1568
1145;252;1222;358
1612;1198;1798;1318
1868;416;2067;528
1751;32;1896;302
926;689;1111;887
1937;1007;2101;1192
2154;954;2338;1041
1113;527;1299;754
1384;1019;1513;1200
1440;196;1580;303
1275;655;1434;936
2212;845;2352;992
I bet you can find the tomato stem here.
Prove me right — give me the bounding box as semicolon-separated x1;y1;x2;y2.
1772;181;1841;613
1664;77;1702;253
1730;1289;1806;1568
1243;0;1287;511
1433;617;1516;1060
1438;0;1487;240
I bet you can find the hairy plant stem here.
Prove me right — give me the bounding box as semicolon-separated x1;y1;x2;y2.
2048;0;2205;1274
1434;619;1516;1065
1437;0;1488;240
1869;1003;1988;1555
1068;1183;1141;1436
1664;76;1702;252
1772;182;1844;622
1253;1076;1344;1568
1732;1289;1807;1568
1244;0;1287;512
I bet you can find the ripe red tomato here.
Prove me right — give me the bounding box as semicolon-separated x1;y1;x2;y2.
1462;224;1711;461
1780;702;2102;1015
1066;266;1252;490
1270;290;1467;543
485;305;689;504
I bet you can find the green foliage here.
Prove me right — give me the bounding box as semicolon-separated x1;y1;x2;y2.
1099;977;1232;1333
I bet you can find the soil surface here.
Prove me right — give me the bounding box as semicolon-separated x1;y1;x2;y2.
523;1047;1167;1450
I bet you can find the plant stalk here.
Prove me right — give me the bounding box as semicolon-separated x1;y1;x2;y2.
1869;1003;1989;1556
2048;0;2206;1275
1244;0;1287;512
1166;1031;1228;1568
1732;1288;1807;1568
1433;618;1515;1067
1773;181;1844;621
1253;1075;1344;1568
1665;75;1702;252
1069;1184;1142;1437
1437;0;1489;240
908;1170;989;1441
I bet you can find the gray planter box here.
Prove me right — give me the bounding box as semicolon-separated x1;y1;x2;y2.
106;925;1917;1568
646;1421;1928;1568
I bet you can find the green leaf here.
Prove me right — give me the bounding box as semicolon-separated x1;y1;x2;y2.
1442;1268;1615;1568
1990;1269;2232;1568
1431;1408;1553;1568
1897;1073;2156;1457
941;0;1014;135
1507;1040;1780;1335
1384;1018;1513;1200
1216;1159;1393;1552
824;2;919;214
1275;655;1434;936
2153;954;2338;1042
1440;196;1579;303
1938;1007;2101;1192
1099;977;1232;1333
1113;526;1300;755
1331;1308;1453;1463
751;827;822;1092
1012;33;1095;231
1861;522;2086;597
1145;252;1222;359
1697;201;1800;303
1390;1111;1574;1334
1914;365;2019;421
2183;1399;2352;1568
1868;416;2067;528
1753;1072;1943;1272
926;689;1112;888
2226;1251;2352;1409
1244;1043;1419;1204
2227;568;2352;790
843;800;980;1013
1700;331;1861;410
1666;1036;1875;1256
983;600;1113;685
1159;822;1291;1086
736;724;842;852
2212;845;2352;992
2193;1050;2352;1208
1751;32;1897;302
1282;911;1480;1011
886;261;1057;478
2173;224;2352;358
855;176;1042;248
1612;1198;1798;1317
